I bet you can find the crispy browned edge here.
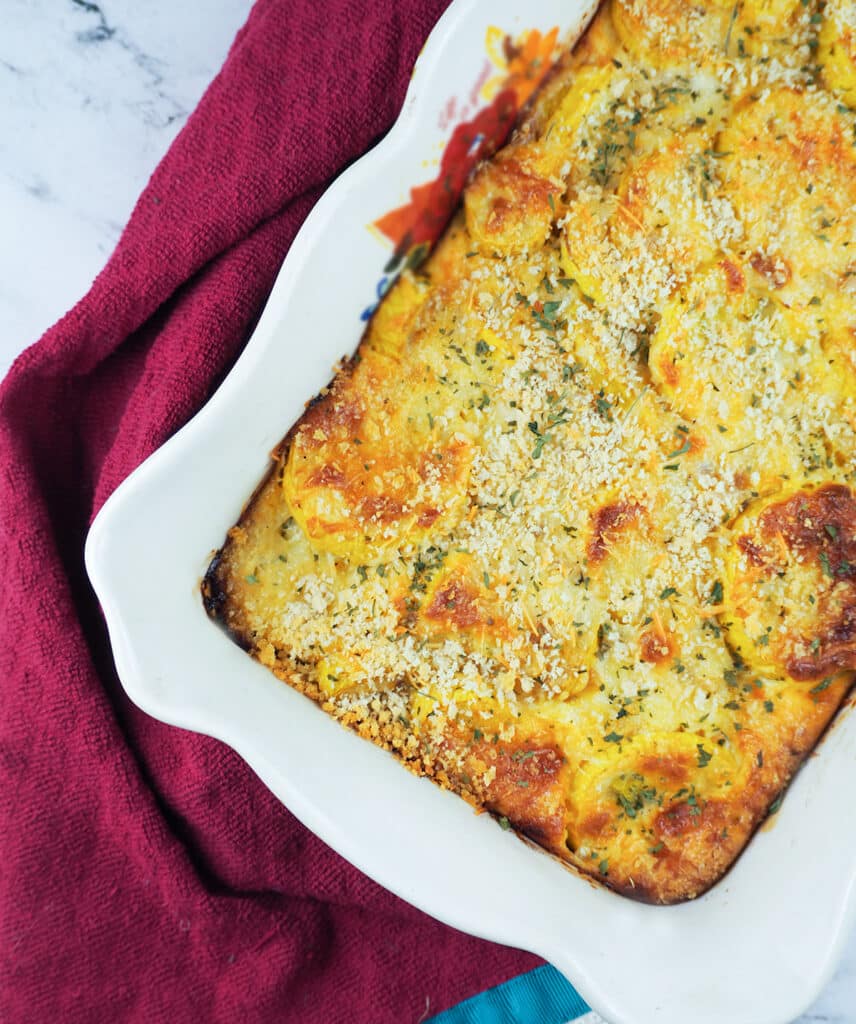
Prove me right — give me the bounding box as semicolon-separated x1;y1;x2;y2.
201;382;338;639
199;12;855;905
203;479;853;906
200;386;471;813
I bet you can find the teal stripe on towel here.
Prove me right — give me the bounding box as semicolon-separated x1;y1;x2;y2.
426;965;591;1024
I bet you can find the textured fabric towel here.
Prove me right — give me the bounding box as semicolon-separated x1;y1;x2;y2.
0;2;545;1021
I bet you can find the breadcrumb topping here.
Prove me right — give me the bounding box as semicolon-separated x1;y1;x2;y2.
208;0;856;904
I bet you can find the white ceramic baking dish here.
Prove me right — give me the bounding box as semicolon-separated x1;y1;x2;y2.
85;2;856;1021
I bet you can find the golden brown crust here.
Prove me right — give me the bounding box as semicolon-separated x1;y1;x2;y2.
724;485;856;683
203;1;856;904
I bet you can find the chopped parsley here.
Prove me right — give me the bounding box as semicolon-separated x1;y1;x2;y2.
666;439;692;459
595;395;613;420
532;300;562;332
614;774;658;819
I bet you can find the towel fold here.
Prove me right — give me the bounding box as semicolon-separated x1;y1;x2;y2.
0;2;541;1020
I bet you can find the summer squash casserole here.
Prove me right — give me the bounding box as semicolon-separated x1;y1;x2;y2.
204;0;856;903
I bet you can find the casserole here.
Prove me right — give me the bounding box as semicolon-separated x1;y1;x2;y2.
201;0;856;907
86;0;856;1019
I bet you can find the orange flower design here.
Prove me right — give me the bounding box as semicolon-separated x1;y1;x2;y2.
373;27;559;274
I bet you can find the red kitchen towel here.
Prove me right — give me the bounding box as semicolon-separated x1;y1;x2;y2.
0;1;541;1021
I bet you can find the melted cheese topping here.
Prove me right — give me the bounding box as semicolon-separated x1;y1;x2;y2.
209;0;856;904
819;0;856;99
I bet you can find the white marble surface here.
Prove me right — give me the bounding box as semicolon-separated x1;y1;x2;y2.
1;2;854;1022
0;0;253;379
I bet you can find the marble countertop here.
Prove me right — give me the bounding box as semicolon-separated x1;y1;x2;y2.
0;0;252;378
1;2;853;1022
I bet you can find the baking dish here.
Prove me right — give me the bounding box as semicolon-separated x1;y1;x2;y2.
85;1;856;1020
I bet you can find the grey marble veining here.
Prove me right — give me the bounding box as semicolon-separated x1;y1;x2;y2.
1;3;855;1023
0;0;252;378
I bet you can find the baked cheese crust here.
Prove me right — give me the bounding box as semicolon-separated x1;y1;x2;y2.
204;0;856;904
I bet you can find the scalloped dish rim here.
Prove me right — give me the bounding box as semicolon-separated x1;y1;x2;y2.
85;2;856;1022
